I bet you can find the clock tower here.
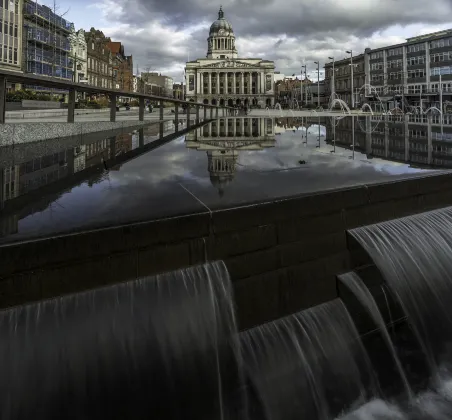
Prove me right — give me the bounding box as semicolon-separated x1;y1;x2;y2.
206;6;238;59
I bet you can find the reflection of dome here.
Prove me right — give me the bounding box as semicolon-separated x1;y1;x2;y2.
209;6;233;35
207;150;238;197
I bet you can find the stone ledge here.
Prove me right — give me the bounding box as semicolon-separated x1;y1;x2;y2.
0;121;151;146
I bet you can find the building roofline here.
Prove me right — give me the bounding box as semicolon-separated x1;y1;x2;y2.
324;53;365;67
366;27;452;53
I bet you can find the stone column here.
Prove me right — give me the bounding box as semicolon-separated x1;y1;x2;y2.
233;72;236;94
249;73;253;95
209;72;212;95
241;72;244;94
217;72;220;95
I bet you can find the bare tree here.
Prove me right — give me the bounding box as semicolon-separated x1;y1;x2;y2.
139;66;155;94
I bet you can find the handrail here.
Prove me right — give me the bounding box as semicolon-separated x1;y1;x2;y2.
0;69;234;110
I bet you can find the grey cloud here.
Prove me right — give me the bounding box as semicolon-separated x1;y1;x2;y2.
100;0;452;80
112;0;452;37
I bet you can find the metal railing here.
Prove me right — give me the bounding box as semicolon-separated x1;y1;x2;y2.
0;69;235;124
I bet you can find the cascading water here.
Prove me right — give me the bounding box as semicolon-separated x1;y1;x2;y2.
338;271;413;400
0;260;243;420
350;206;452;370
240;299;378;420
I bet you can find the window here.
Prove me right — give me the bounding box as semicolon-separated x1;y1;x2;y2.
9;22;13;36
407;55;425;65
387;59;403;68
13;47;17;64
388;47;403;56
407;68;426;78
371;62;384;70
431;65;452;76
370;51;384;60
4;0;8;10
389;72;402;80
430;37;452;49
14;24;17;37
408;43;426;53
430;52;452;62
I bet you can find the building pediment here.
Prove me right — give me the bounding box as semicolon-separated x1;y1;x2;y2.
203;60;257;69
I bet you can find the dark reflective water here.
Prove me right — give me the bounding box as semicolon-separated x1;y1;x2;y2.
0;116;444;243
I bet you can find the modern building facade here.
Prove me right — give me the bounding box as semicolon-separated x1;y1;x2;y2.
68;25;87;84
23;0;73;84
365;29;452;110
0;0;23;81
185;6;275;108
85;28;113;89
324;54;366;106
324;28;452;111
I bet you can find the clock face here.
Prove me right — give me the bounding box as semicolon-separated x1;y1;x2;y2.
218;29;225;35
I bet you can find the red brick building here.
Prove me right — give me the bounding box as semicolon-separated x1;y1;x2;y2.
106;41;133;92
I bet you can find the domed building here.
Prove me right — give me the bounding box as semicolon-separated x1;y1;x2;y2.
185;6;275;108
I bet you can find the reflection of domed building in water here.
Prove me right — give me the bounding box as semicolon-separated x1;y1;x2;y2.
185;6;275;108
186;117;276;195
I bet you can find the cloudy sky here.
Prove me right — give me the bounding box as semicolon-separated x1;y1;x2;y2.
52;0;452;82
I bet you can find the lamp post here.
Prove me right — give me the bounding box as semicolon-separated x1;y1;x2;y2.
301;64;307;106
314;61;320;107
346;50;354;108
328;56;335;97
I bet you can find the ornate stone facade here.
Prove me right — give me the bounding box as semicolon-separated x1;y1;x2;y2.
185;7;275;107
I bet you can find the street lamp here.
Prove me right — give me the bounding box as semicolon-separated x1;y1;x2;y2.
346;50;354;108
328;56;335;97
314;61;320;108
301;64;307;106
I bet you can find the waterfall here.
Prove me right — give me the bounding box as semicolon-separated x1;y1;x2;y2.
350;206;452;371
240;299;377;420
0;260;243;420
338;271;413;400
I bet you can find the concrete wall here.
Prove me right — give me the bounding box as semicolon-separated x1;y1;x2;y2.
1;172;452;330
0;121;151;146
22;100;62;109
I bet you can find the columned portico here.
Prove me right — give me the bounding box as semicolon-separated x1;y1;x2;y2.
185;6;275;108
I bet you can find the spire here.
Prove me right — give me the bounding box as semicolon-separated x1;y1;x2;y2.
218;5;224;19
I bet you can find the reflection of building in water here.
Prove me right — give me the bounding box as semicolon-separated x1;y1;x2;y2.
114;133;133;156
326;115;452;168
186;117;276;195
17;150;72;196
74;146;86;174
85;138;111;167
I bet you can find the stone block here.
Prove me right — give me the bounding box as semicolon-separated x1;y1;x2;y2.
367;178;420;203
137;242;190;277
280;252;350;316
0;213;210;277
277;212;345;244
233;269;285;331
208;224;277;259
41;251;138;299
279;232;347;267
0;272;43;309
417;172;452;195
212;187;369;234
225;248;281;281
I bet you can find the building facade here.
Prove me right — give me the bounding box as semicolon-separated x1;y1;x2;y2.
23;0;73;84
68;25;87;84
141;72;173;97
185;6;275;108
107;41;133;92
324;28;452;110
365;29;452;110
85;28;113;89
173;83;183;99
0;0;22;81
324;54;366;107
